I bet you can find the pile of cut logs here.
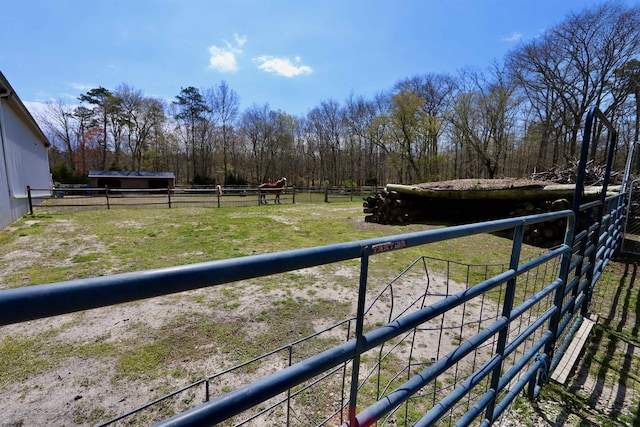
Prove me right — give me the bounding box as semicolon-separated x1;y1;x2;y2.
363;189;417;225
362;179;608;247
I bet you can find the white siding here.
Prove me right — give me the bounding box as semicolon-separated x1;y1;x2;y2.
0;129;14;229
0;97;51;229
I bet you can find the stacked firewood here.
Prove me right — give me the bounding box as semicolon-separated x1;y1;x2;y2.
364;188;572;246
508;199;571;247
531;160;621;185
363;189;417;225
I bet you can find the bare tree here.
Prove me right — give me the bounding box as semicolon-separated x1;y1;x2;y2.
38;100;79;169
240;104;292;183
344;94;379;185
387;89;429;182
307;100;345;185
290;115;319;186
241;103;269;183
507;1;640;165
614;59;640;171
448;66;521;179
394;73;457;179
206;81;240;184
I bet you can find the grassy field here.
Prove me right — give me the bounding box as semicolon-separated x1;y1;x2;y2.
5;201;528;286
0;201;638;426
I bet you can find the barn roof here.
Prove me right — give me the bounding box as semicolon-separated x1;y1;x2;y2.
88;170;175;179
0;71;50;147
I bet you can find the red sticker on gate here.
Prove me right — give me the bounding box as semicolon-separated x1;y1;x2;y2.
371;240;407;254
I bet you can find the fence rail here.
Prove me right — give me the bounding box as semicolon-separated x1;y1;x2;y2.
26;185;383;213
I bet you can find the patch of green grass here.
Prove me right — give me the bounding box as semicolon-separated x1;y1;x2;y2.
171;368;185;378
9;216;52;235
26;214;53;220
515;383;621;427
113;314;244;381
355;352;429;423
0;329;119;389
224;301;241;309
0;231;15;247
73;406;109;425
116;342;170;379
2;202;539;288
0;335;55;387
6;264;100;287
582;324;640;396
75;340;119;358
71;252;100;263
245;297;351;361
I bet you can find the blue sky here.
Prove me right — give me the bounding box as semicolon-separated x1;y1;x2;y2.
1;0;628;118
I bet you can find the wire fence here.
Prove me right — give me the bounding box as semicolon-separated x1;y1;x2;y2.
621;179;640;256
94;254;560;426
26;185;383;213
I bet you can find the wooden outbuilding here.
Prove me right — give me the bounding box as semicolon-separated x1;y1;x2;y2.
88;171;175;189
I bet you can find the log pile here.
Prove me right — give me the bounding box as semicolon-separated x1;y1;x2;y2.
363;178;609;247
363;187;571;226
364;188;418;225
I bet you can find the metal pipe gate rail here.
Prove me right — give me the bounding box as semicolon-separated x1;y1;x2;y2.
0;107;628;426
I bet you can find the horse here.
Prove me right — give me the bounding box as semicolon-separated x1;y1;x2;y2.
258;177;287;205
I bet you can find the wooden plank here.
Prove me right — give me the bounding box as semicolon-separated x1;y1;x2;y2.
551;317;596;384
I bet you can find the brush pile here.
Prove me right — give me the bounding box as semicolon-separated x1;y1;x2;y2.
531;160;621;185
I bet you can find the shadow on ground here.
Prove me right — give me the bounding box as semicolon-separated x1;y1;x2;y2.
528;257;640;426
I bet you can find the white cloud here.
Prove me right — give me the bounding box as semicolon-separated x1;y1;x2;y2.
68;82;96;91
60;92;82;101
23;101;50;121
209;46;239;72
253;56;313;78
502;32;523;42
234;33;247;48
208;34;247;73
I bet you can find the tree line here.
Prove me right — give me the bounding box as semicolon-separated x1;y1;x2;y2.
41;2;640;187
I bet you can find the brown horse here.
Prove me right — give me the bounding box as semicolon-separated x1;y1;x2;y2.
258;177;287;204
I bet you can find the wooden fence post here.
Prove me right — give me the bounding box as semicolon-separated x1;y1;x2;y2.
168;188;172;209
324;186;329;203
105;186;110;209
292;186;296;204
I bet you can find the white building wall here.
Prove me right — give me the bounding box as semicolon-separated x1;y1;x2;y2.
0;126;13;229
0;96;51;229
